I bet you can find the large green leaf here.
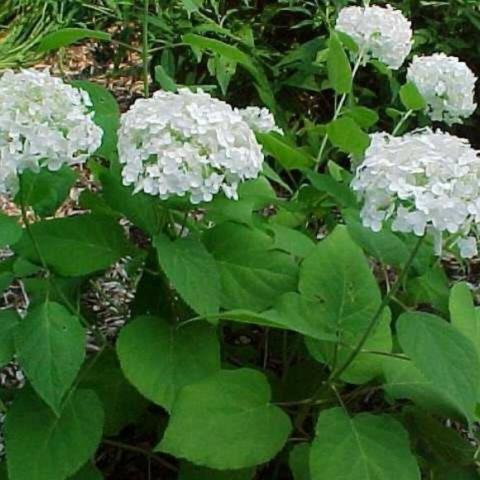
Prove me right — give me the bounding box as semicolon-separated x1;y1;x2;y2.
0;309;19;367
327;117;370;156
15;167;77;217
117;316;220;411
72;81;120;160
0;214;22;248
15;302;86;413
397;312;480;421
307;308;392;384
15;214;133;277
289;443;310;480
327;32;352;94
98;169;163;235
449;283;480;358
310;408;420;480
158;369;292;469
399;82;426;111
382;358;460;418
204;222;298;311
299;226;381;336
256;133;314;171
5;388;104;480
154;234;221;316
80;349;147;435
344;210;409;267
37;28;111;52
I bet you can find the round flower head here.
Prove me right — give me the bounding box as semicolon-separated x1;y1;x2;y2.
118;88;264;204
236;106;283;134
352;129;480;258
335;4;413;69
0;69;103;196
407;54;477;125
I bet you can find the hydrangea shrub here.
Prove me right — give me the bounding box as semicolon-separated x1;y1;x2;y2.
0;2;480;480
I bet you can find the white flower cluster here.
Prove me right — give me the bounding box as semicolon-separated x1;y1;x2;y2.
352;129;480;258
236;106;283;134
0;69;103;196
118;88;264;204
407;54;477;125
335;4;413;69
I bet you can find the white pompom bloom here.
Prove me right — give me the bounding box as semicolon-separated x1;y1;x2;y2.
118;88;264;204
335;4;413;69
407;54;477;125
0;69;103;196
352;129;480;258
236;106;283;134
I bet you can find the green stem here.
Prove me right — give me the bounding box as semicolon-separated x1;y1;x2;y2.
142;0;150;97
392;109;413;136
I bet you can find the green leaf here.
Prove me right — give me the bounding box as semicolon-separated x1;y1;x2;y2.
80;349;147;436
37;28;111;52
154;65;178;92
72;81;120;160
382;357;460;418
310;408;420;480
408;266;449;314
257;132;314;170
117;316;220;411
182;34;275;111
402;408;476;468
0;272;13;295
15;167;77;217
397;312;480;421
179;463;254;480
327;117;370;156
5;388;104;480
327;32;352;94
15;302;86;413
346;106;379;129
289;443;310;480
449;282;480;358
15;214;133;277
0;309;19;367
69;464;103;480
158;369;291;469
307;308;392;384
154;234;221;316
0;214;22;248
204;222;298;311
268;225;315;258
305;171;357;207
344;210;409;267
98;168;163;235
400;82;426;111
299;226;381;336
181;0;204;14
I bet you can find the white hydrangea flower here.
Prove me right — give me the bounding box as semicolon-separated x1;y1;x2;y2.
407;53;477;125
118;88;264;204
236;106;283;134
352;129;480;258
335;4;413;69
0;68;103;196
